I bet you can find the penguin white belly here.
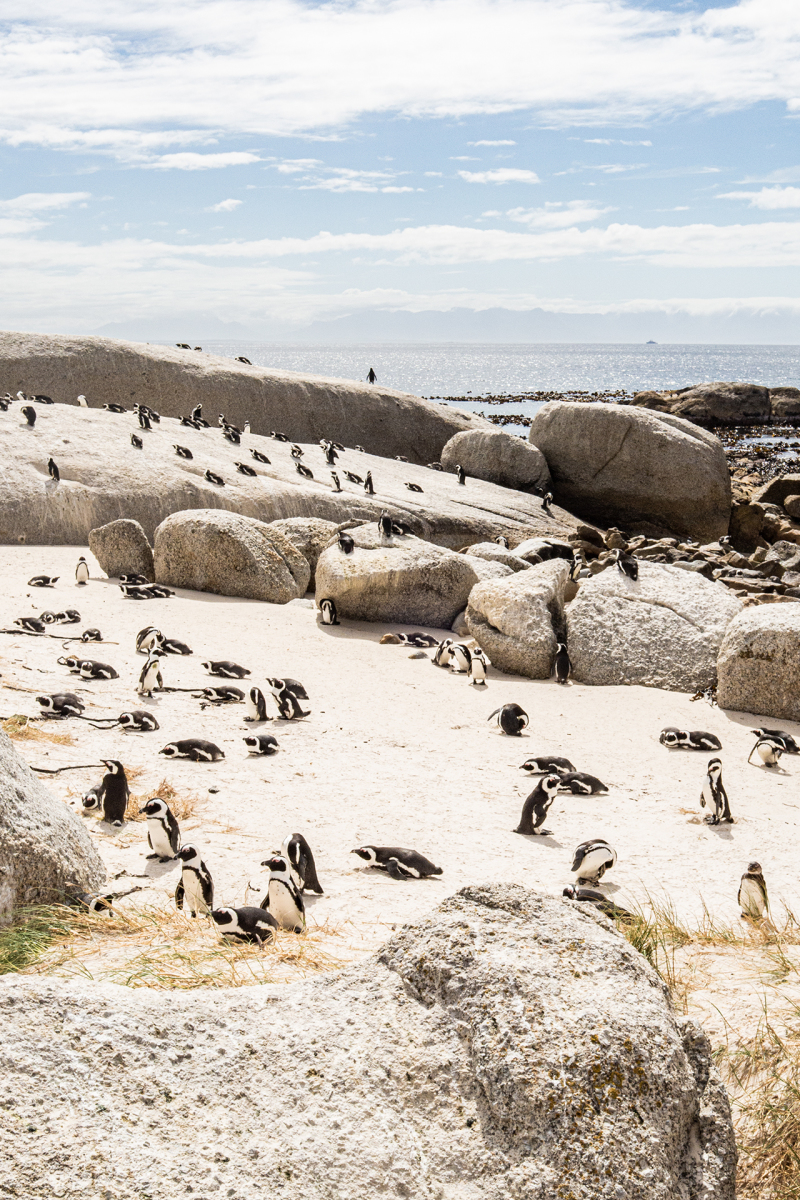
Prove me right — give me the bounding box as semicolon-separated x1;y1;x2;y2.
739;878;766;918
148;820;174;858
575;848;611;880
183;871;210;915
268;881;304;931
701;781;715;810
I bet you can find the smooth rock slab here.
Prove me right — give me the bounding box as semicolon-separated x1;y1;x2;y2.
717;606;800;720
440;427;552;491
0;885;736;1200
467;560;569;678
0;730;104;913
314;523;483;627
88;518;155;581
154;509;310;602
566;561;743;692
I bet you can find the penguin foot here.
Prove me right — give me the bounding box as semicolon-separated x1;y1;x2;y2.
703;816;720;826
146;853;159;859
533;828;551;836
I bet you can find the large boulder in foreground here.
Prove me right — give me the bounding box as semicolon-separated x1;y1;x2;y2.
440;427;551;492
88;518;155;581
269;516;339;590
154;509;310;602
0;330;485;464
314;524;482;627
717;606;800;719
530;403;731;542
566;562;743;691
0;730;104;913
0;885;736;1199
467;560;569;677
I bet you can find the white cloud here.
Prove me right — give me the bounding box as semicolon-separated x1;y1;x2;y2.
269;161;409;193
207;198;243;212
459;168;540;184
720;185;800;209
505;200;615;228
144;152;261;171
450;156;480;161
469;140;516;146
0;191;90;213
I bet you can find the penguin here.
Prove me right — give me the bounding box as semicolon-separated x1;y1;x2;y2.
448;643;472;673
364;471;374;495
343;471;363;484
290;444;304;458
68;890;117;915
140;797;180;860
270;684;310;720
75;557;90;585
251;449;271;464
245;686;270;722
35;394;54;404
200;685;244;704
514;775;561;835
202;659;250;679
79;660;119;680
47;458;60;482
130;434;144;449
562;885;633;922
36;692;85;718
180;417;200;429
350;846;442;879
191;403;203;422
138;652;163;696
571;839;617;884
701;757;733;825
748;736;785;768
260;855;305;931
120;576;149;589
103;403;127;414
174;845;214;917
77;394;88;407
494;535;510;549
338;531;355;554
244;733;279;755
557;772;608;795
264;676;308;702
488;703;529;736
355;445;365;452
205;470;225;486
174;444;193;459
753;727;800;754
738;862;769;920
331;471;342;492
432;638;454;668
614;549;639;581
272;431;289;441
456;464;466;485
295;461;313;479
211;906;277;944
541;492;553;513
85;760;129;826
235;462;257;476
521;755;576;774
160;739;225;762
27;574;59;587
554;643;571;685
405;483;423;493
58;653;82;671
117;710;160;731
138;409;151;431
15;616;46;634
136;626;163;654
469;647;489;686
55;609;80;624
143;584;174;598
281;833;323;894
236;355;252;365
379;511;393;539
119;585;154;600
319;598;340;626
427;462;444;471
161;637;192;655
80;628;102;642
223;427;240;445
404;632;440;648
659;728;722;751
20;405;36;426
38;610;57;624
395;455;409;463
323;442;338;465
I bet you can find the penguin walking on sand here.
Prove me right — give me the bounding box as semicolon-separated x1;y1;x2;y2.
245;686;271;722
75;557;90;585
748;735;785;768
488;703;529;736
514;774;561;835
140;797;180;861
319;598;339;626
82;760;129;827
48;458;60;482
469;647;489;685
739;862;769;920
260;856;306;931
364;471;374;495
701;757;733;825
351;846;442;879
175;845;214;917
212;906;277;945
554;643;571;685
571;839;617;884
280;833;324;894
138;652;163;696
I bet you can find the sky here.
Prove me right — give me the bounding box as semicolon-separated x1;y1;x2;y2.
2;0;800;341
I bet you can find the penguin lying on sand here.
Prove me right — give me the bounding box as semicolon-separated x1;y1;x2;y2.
117;710;160;731
244;734;279;755
753;727;800;754
351;846;442;879
160;739;225;762
37;692;85;717
659;728;722;751
199;685;244;704
557;772;608;795
203;660;250;679
212;906;277;944
28;575;58;587
521;755;576;775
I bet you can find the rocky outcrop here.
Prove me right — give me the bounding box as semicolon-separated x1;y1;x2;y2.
530;403;731;543
0;730;104;914
0;885;736;1200
769;386;800;423
752;473;800;509
314;524;483;627
154;509;310;602
440;427;551;492
566;562;743;691
269;516;339;590
466;560;568;678
0;330;487;464
670;382;771;427
717;606;800;719
88;518;155;581
0;402;580;548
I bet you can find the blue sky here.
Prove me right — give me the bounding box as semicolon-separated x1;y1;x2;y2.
2;0;800;340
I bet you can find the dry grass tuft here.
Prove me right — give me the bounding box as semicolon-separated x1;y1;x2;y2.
125;777;203;823
2;714;74;746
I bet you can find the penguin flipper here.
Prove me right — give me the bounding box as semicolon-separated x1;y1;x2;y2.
487;708;502;722
174;881;185;910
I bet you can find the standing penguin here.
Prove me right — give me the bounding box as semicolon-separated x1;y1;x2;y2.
245;686;270;722
260;855;306;932
379;511;393;539
81;760;129;827
488;703;529;736
515;774;561;835
432;638;454;668
175;845;214;917
554;643;571;685
456;464;466;485
700;757;733;825
738;862;769;920
139;797;180;861
319;598;340;626
448;643;472;673
75;556;90;585
571;839;617;884
331;471;342;492
48;458;60;482
364;471;374;496
280;833;324;894
138;652;163;697
469;647;489;686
